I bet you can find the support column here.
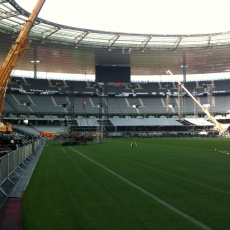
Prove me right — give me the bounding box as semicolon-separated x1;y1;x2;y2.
68;81;74;119
182;53;187;83
34;46;38;79
178;84;183;118
194;89;198;117
207;84;214;115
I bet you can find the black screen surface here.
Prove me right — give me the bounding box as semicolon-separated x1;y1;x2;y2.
95;65;130;83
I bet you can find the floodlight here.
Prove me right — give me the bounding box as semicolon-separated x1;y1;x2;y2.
133;104;139;108
23;119;28;124
203;104;210;108
31;60;40;63
168;104;175;109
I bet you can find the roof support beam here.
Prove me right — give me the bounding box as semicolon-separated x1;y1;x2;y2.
207;35;211;50
42;26;60;42
0;10;19;20
141;36;152;52
10;20;40;35
108;34;120;50
75;31;88;48
174;36;183;52
0;0;9;3
10;23;23;33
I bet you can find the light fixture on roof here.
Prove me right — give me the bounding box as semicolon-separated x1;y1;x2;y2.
31;60;40;63
180;64;188;68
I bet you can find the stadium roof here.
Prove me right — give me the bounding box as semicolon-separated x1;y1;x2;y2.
1;0;230;78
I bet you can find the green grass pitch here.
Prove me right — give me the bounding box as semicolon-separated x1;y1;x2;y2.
22;138;230;230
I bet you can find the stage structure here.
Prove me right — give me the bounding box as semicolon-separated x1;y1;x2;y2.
167;70;228;136
68;81;75;119
177;84;184;118
95;83;108;143
193;89;198;117
203;84;215;115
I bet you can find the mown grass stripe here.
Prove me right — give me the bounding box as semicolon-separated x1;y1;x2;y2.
70;147;212;230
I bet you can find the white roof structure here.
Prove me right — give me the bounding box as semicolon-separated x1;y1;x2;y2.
1;1;230;76
109;118;183;126
184;118;214;126
76;118;99;127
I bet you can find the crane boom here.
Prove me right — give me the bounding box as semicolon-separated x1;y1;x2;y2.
167;70;228;136
0;0;45;133
0;0;45;116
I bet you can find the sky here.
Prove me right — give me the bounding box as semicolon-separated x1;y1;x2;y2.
13;0;230;81
16;0;230;35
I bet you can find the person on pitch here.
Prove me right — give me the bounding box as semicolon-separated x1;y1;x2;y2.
130;138;137;147
130;138;134;147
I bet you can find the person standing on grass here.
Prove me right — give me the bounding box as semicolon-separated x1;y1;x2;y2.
130;138;137;147
130;138;134;147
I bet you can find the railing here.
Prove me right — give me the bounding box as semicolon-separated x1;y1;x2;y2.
0;138;46;196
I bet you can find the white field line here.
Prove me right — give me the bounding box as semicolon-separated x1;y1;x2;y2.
69;147;211;230
61;147;67;153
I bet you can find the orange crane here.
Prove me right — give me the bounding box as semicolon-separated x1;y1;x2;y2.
167;70;228;136
0;0;45;133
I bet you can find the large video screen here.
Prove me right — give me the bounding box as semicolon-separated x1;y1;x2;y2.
95;65;130;83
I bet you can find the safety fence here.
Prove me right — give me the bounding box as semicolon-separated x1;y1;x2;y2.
0;138;46;196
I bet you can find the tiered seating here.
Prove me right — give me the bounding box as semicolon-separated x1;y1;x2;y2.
71;81;95;93
75;97;98;113
106;84;129;93
214;96;230;113
3;99;15;113
29;95;65;113
115;98;135;114
6;94;32;113
213;79;230;90
139;97;166;114
4;77;230;118
24;78;51;91
106;98;122;114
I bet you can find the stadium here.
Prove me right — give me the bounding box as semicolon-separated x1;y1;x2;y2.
0;0;230;229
